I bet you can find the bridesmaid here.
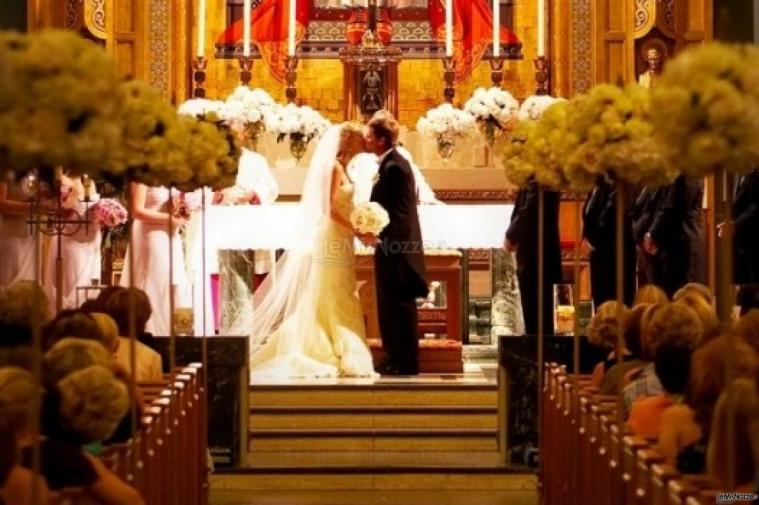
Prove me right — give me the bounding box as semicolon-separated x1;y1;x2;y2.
43;173;102;310
0;172;38;288
120;183;189;336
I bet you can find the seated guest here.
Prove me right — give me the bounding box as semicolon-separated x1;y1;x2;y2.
707;378;759;490
737;285;759;317
0;281;51;368
0;371;51;505
674;293;720;343
588;301;631;388
658;336;758;473
628;303;701;437
735;310;759;354
103;288;163;382
43;309;104;350
673;282;715;305
599;303;650;395
633;284;669;306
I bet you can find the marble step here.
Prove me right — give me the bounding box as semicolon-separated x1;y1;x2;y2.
244;451;505;469
248;429;498;452
248;410;498;431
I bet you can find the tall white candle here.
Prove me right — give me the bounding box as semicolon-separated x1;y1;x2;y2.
288;0;296;57
445;0;453;57
196;0;206;57
243;0;251;57
493;0;500;58
537;0;545;56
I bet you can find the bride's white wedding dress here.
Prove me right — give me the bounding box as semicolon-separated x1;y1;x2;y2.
249;126;377;380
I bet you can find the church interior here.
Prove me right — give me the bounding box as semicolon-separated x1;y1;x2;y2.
1;0;759;504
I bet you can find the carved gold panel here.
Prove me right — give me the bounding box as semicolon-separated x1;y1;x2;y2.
65;0;107;40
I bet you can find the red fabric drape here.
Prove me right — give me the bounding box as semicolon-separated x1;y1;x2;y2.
429;0;520;84
217;0;310;83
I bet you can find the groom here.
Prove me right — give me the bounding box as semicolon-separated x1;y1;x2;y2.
361;112;428;375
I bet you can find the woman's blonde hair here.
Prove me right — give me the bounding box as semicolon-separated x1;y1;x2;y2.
0;367;38;434
735;310;759;355
707;378;759;488
673;282;714;305
588;301;629;349
648;302;703;357
89;312;119;352
338;121;365;162
633;284;669;307
43;337;113;387
56;365;129;443
0;281;51;327
675;293;720;343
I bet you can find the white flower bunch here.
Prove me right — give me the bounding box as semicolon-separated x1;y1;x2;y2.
266;103;331;142
223;86;276;125
464;87;520;128
177;98;225;119
350;202;390;236
518;95;567;121
416;103;475;138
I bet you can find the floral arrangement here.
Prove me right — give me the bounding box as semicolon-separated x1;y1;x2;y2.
110;80;193;187
223;86;277;149
518;95;567;121
179;115;241;191
464;87;519;145
416;104;475;160
0;30;123;179
265;104;331;161
564;84;677;188
350;202;390;236
92;198;128;229
177;98;226;120
650;42;759;177
502;120;539;188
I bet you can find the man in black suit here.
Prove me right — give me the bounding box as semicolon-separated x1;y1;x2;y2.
722;168;759;284
363;113;428;375
631;186;661;287
640;175;705;297
582;177;636;307
504;178;562;336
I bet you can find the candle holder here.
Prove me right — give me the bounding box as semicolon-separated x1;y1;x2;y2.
285;56;299;104
192;56;207;98
534;56;550;96
490;56;504;87
239;57;253;86
443;57;455;103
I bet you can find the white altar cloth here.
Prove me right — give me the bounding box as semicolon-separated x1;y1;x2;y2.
201;204;513;250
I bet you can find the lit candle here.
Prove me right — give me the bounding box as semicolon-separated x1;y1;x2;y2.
493;0;500;58
196;0;206;57
537;0;545;57
243;0;251;57
288;0;296;57
445;0;453;58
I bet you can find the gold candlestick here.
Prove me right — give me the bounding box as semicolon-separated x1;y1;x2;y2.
534;56;550;96
443;57;455;103
192;56;207;98
239;57;253;87
285;56;299;104
490;57;504;87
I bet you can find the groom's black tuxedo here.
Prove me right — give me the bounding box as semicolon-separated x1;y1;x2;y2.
370;148;428;374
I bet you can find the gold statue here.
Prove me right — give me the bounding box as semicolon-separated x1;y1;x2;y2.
638;47;663;89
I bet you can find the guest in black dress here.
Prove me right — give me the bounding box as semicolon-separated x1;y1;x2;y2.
505;178;562;336
582;177;636;307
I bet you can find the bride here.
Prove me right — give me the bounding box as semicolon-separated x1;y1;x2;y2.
249;122;378;380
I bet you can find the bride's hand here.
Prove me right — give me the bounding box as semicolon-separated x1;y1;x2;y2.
357;233;379;247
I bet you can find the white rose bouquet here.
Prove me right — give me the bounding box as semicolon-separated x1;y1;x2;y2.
464;87;519;146
266;104;331;161
416;104;475;160
350;202;390;237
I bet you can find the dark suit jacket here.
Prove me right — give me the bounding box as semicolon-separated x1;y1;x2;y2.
631;187;661;246
505;179;562;285
370;149;428;298
734;168;759;283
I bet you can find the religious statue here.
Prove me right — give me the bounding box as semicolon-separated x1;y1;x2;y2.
638;47;663;89
361;69;383;113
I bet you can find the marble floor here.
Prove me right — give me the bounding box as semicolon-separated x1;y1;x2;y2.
249;367;498;387
210;490;538;505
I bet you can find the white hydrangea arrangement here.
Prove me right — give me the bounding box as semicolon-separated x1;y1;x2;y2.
350;202;390;237
222;86;277;149
416;103;475;160
265;104;331;161
177;98;226;119
464;87;520;145
518;95;567;121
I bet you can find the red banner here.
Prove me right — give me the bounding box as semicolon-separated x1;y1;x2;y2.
217;0;310;83
429;0;520;84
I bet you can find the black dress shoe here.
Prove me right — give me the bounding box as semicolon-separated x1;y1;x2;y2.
377;364;404;376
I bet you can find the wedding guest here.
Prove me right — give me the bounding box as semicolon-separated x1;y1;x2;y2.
43;309;104;350
658;336;758;473
628;303;701;437
120;183;189;336
505;177;562;335
673;282;714;306
674;292;720;343
632;187;662;287
598;303;652;395
0;173;39;288
582;177;636;307
707;378;759;490
736;310;759;353
726;167;759;284
588;301;631;388
43;173;102;310
0;281;51;368
641;175;705;297
633;284;669;306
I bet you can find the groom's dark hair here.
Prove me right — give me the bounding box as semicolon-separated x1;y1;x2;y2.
367;112;399;148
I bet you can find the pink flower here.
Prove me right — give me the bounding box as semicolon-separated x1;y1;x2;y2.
92;198;128;229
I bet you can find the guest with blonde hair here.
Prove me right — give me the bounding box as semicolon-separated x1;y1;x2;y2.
673;282;714;305
633;284;669;306
674;292;720;343
588;301;632;388
599;303;651;395
735;310;759;354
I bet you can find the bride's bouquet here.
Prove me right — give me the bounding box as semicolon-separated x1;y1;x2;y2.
464;87;520;146
92;198;128;229
416;103;475;160
350;202;390;237
266;104;331;161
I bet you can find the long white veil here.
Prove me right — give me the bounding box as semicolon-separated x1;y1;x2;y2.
248;125;342;354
